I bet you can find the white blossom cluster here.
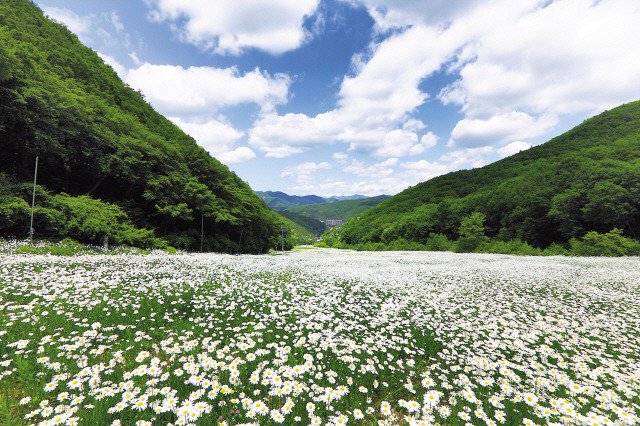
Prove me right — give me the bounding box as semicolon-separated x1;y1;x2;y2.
1;248;639;425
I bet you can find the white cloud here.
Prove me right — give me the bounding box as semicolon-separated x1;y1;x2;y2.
43;7;93;37
146;0;320;55
105;11;124;32
217;147;256;164
170;117;243;154
333;152;349;161
400;160;451;182
449;112;557;147
436;0;640;146
126;64;290;118
439;146;495;169
249;24;456;158
97;52;127;78
350;0;481;31
497;141;532;158
263;0;640;163
170;117;259;165
281;162;332;184
410;131;438;154
342;159;395;178
287;178;409;197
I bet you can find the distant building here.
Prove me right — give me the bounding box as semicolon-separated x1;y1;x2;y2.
324;219;344;227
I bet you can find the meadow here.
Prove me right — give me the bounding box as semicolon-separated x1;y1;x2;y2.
1;246;639;425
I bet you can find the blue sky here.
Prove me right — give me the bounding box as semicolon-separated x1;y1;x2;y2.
36;0;640;196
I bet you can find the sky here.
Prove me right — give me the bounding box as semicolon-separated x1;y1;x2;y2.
36;0;640;197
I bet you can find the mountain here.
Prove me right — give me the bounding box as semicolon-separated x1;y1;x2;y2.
276;210;326;237
339;101;640;248
256;191;373;210
0;0;282;253
325;195;368;202
256;191;326;210
286;195;391;222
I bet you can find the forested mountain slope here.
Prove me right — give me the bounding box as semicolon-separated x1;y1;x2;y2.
0;0;281;252
256;191;327;210
340;101;640;247
286;195;390;222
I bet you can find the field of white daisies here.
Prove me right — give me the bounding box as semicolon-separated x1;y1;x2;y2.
1;246;639;426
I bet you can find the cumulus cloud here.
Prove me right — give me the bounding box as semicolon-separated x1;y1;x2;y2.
145;0;320;55
254;0;640;162
121;63;291;165
249;24;455;158
216;147;256;164
126;64;290;117
449;112;557;147
97;52;127;78
436;0;640;146
43;7;93;37
343;159;396;178
281;162;332;184
170;117;244;154
497;141;532;158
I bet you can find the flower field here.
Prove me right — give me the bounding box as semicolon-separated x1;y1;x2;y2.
1;248;639;425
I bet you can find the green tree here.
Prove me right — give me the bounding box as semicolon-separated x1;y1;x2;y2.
457;212;490;252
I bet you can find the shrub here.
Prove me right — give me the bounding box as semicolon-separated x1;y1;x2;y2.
424;233;456;252
542;243;570;256
456;212;490;252
570;228;640;256
478;239;542;255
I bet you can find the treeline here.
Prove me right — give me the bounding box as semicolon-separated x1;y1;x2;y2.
321;212;640;257
0;0;283;252
338;100;640;253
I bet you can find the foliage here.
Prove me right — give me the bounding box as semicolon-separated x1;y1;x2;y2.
339;101;640;251
256;191;326;210
320;225;640;257
286;195;390;222
569;228;640;256
0;176;166;248
0;0;281;253
456;212;490;252
277;210;326;236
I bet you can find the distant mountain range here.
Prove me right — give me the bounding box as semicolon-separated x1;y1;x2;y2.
256;191;368;210
285;195;391;222
257;191;390;237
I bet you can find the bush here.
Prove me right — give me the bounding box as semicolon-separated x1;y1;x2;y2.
569;228;640;256
424;233;456;251
478;239;542;255
542;243;570;256
456;212;490;252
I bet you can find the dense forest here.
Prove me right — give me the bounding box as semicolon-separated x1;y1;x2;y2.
338;101;640;252
277;210;326;236
286;195;390;222
0;0;284;252
256;191;328;210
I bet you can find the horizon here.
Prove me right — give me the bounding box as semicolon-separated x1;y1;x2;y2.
34;0;640;197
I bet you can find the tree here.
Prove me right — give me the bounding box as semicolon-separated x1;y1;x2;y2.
457;212;490;252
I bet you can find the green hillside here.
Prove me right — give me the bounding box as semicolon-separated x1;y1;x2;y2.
277;210;325;236
339;101;640;248
275;213;317;245
256;191;325;210
0;0;283;253
286;195;390;222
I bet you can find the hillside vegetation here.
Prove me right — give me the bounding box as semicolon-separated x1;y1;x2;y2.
0;0;283;252
286;195;390;221
277;210;326;236
256;191;325;210
338;101;640;251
